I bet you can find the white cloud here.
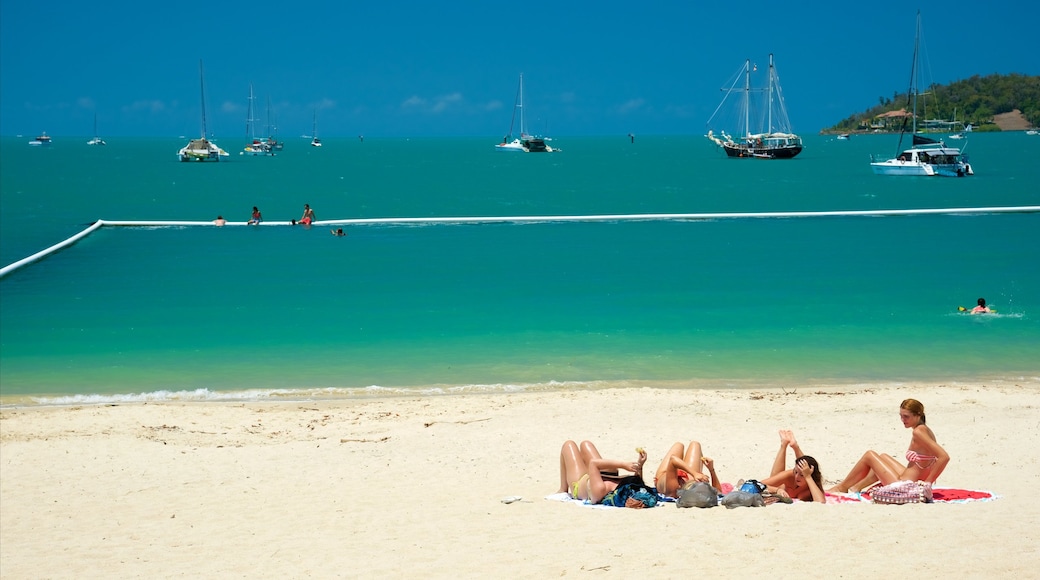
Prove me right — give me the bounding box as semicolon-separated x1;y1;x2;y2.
617;98;646;114
122;100;167;113
401;95;426;109
431;92;462;113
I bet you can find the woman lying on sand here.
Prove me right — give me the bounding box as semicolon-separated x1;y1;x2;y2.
558;440;647;504
758;430;826;503
654;440;720;498
828;398;950;492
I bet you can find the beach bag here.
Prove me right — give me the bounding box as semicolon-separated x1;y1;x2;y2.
601;476;659;509
676;481;718;508
871;480;933;504
721;490;765;508
739;479;767;494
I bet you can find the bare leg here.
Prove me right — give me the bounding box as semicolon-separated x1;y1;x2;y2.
558;440;589;495
654;442;685;497
828;450;903;492
771;430;793;477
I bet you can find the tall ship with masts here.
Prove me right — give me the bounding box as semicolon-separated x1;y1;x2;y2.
706;54;803;159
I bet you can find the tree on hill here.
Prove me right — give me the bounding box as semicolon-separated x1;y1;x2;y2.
825;74;1040;132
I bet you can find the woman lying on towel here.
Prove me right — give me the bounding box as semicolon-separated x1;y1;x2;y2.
757;430;826;503
828;398;950;493
558;440;646;504
653;440;721;498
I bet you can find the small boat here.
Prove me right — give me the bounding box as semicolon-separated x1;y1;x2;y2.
87;114;106;146
28;132;52;146
869;12;972;177
310;111;322;147
706;54;803;159
242;84;273;156
1026;129;1039;136
265;96;284;151
178;60;228;162
495;73;555;153
837;133;851;140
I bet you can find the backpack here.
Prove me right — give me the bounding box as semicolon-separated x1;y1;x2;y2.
601;476;659;508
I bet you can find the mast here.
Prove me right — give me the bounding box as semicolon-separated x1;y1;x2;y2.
767;54;775;134
519;73;525;137
743;59;751;139
198;60;208;140
246;83;256;140
911;11;921;136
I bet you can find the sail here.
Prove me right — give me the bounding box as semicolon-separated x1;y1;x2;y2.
912;133;940;146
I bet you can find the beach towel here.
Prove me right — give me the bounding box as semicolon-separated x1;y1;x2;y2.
545;492;675;509
825;488;998;505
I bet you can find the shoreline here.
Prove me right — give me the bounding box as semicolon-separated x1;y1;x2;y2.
3;380;1038;576
3;374;1037;408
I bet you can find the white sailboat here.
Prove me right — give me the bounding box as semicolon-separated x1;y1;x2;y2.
178;60;229;162
87;114;106;145
495;73;554;153
869;12;973;177
265;96;283;151
705;54;803;159
310;110;322;147
242;84;272;156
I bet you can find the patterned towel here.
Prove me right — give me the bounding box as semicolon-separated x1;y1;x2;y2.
825;488;998;504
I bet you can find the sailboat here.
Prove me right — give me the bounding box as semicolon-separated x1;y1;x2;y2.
87;114;106;145
495;74;555;153
265;96;284;151
242;84;272;155
869;12;973;177
178;60;229;162
310;111;322;147
706;54;803;159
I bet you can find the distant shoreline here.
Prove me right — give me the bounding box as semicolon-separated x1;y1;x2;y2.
820;109;1033;135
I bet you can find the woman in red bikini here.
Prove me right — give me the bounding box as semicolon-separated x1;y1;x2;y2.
828;398;950;493
653;440;720;498
557;440;646;504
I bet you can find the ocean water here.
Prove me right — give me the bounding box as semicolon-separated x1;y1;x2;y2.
1;133;1038;404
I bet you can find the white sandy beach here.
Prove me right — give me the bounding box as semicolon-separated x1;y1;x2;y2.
2;380;1038;578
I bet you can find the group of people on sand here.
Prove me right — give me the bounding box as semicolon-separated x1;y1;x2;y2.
558;398;949;507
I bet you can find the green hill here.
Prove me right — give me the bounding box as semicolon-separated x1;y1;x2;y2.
824;73;1040;133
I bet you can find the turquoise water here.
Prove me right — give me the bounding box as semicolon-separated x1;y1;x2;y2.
1;134;1038;403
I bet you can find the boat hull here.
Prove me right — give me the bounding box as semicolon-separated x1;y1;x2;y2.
870;145;973;177
721;142;802;159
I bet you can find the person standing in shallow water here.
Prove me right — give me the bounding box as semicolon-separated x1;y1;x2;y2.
828;398;950;492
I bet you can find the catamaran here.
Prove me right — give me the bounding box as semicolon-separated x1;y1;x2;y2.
869;12;973;177
87;114;106;146
310;111;322;147
495;73;555;153
706;54;803;159
178;60;229;162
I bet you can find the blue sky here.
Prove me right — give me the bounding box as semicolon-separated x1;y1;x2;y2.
3;1;1037;138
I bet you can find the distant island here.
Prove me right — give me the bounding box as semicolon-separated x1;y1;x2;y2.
822;73;1039;134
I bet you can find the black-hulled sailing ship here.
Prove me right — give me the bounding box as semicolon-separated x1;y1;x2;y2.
706;54;803;159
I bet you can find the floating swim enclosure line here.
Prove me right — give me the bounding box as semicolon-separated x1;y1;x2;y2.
2;206;1038;279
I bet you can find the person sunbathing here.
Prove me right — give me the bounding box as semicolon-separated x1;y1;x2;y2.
757;430;825;503
557;440;646;504
653;440;720;498
828;398;950;493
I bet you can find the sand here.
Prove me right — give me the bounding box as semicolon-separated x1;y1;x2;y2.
2;380;1038;578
